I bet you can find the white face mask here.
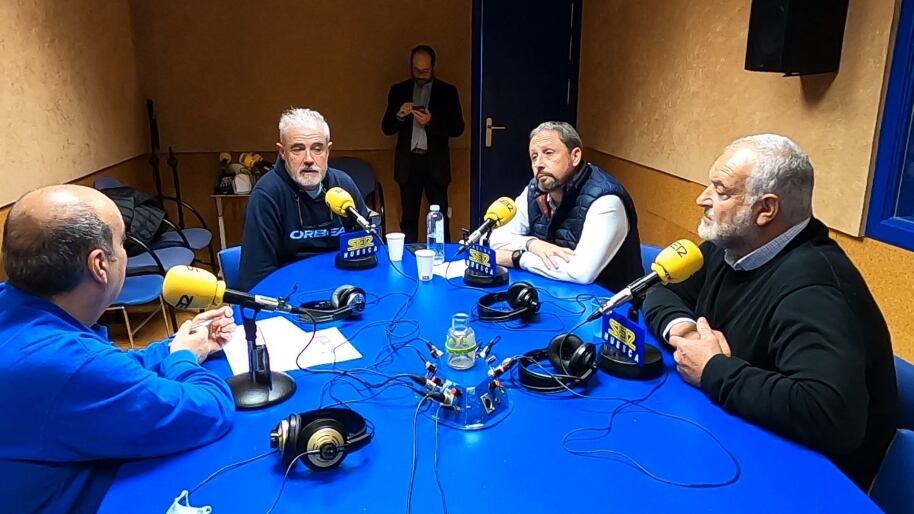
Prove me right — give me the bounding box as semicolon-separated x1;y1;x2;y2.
166;490;212;514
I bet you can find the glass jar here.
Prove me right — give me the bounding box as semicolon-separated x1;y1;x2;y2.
445;313;477;370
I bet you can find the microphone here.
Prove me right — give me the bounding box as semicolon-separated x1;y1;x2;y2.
325;187;380;240
162;265;308;316
586;239;704;322
457;197;517;254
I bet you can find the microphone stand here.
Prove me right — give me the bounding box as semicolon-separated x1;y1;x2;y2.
226;308;297;409
462;226;509;287
595;296;664;380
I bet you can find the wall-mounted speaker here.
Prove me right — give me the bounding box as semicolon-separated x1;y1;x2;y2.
745;0;850;76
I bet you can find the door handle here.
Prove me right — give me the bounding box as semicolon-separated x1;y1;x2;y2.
485;117;507;148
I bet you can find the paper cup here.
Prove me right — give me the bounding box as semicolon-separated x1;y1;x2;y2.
387;232;406;261
415;249;435;281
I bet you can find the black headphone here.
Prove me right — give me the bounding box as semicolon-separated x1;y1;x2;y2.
299;285;366;324
518;334;597;392
269;408;374;471
477;281;540;322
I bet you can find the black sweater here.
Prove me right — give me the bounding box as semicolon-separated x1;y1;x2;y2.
643;219;897;488
238;159;368;291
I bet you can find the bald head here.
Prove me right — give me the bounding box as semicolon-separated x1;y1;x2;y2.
3;185;122;297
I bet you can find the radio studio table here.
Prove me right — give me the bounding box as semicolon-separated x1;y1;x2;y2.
99;246;878;513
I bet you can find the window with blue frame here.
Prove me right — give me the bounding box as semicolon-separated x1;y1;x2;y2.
867;0;914;251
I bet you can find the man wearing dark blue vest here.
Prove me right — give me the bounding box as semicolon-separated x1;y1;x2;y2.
489;122;643;292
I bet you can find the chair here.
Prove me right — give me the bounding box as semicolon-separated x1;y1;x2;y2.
329;157;386;229
896;357;914;430
218;246;242;290
107;236;173;348
869;429;914;513
95;176;218;269
640;243;662;273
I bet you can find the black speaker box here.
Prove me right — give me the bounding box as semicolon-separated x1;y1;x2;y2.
745;0;850;76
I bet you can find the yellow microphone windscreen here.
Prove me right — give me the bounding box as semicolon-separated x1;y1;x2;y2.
325;187;356;216
162;265;226;310
484;197;517;227
651;239;703;284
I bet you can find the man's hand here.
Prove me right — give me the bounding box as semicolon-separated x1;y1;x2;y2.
527;239;573;270
413;109;432;126
396;102;414;120
170;306;236;363
668;317;731;387
669;320;700;341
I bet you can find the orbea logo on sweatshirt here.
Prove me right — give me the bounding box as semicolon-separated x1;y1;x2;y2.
289;227;345;240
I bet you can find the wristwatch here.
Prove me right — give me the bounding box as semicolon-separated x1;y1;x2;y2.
511;249;526;269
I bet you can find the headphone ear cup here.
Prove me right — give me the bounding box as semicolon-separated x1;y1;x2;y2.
331;285;356;309
506;282;528;308
284;413;301;468
346;286;366;312
548;333;584;374
301;418;348;471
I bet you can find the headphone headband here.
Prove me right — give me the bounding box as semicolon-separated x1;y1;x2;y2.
477;282;540;322
518;346;596;393
299;285;366;324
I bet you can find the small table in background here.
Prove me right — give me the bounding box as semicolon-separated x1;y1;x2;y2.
211;193;250;250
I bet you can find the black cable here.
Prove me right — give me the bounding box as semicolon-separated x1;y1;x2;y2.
263;449;321;514
187;449;278;496
432;404;450;514
406;395;431;514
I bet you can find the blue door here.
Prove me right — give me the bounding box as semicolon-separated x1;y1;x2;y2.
471;0;582;223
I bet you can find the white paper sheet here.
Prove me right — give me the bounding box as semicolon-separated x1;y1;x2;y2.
221;315;362;374
433;260;468;279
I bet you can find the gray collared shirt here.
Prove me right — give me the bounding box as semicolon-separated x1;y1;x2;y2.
411;81;432;151
725;217;811;271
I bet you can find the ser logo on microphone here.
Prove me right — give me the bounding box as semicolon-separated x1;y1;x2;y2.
468;248;491;267
671;241;689;257
176;294;193;310
346;235;375;252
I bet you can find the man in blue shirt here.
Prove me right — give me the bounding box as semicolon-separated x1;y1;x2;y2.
0;185;236;513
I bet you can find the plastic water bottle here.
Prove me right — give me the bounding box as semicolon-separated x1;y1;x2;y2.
427;205;445;264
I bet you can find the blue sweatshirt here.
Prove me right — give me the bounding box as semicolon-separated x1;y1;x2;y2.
238;158;369;291
0;285;235;513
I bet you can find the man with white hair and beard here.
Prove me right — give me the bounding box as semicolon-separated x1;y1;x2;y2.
239;108;369;290
643;134;897;490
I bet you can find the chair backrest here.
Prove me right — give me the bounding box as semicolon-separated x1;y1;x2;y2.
329;157;377;198
218;246;242;290
640;244;662;274
870;429;914;513
896;357;914;430
94;176;125;190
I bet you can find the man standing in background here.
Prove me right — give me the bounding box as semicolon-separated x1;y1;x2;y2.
382;44;465;243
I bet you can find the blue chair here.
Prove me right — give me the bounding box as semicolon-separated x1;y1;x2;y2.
640;243;662;273
218;246;242;290
870;429;914;513
107;237;173;348
896;356;914;430
329;157;386;230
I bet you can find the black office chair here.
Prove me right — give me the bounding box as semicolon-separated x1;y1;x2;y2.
329;157;386;230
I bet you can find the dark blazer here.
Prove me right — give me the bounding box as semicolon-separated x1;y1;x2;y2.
382;78;464;186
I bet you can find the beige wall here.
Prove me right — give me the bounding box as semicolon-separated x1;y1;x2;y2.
589;151;914;361
579;0;897;236
129;0;471;152
0;0;147;206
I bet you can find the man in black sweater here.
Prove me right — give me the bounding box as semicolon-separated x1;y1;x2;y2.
643;134;897;489
239;108;368;291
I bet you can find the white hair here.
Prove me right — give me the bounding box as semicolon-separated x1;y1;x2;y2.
278;108;331;142
725;134;814;224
